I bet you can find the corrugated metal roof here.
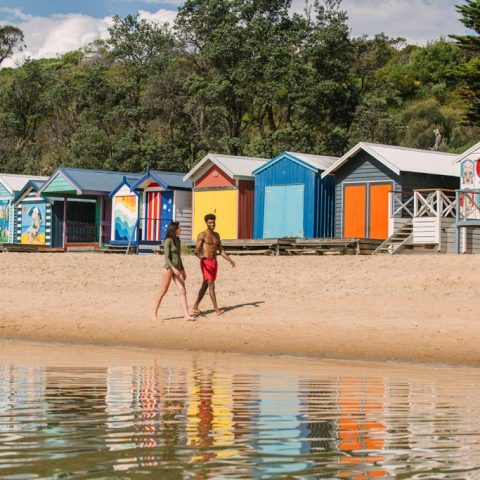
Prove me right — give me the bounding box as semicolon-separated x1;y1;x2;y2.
58;168;143;194
150;171;192;189
322;142;459;178
285;152;338;171
184;153;269;181
0;174;48;194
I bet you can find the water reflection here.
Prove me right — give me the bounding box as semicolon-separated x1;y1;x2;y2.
0;342;480;479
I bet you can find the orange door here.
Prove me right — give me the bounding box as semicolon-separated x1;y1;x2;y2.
343;185;366;238
369;184;391;240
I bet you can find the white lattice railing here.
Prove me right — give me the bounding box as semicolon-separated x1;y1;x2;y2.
389;189;456;219
457;189;480;221
388;189;456;245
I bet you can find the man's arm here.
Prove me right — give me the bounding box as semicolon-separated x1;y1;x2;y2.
218;234;235;267
195;232;205;259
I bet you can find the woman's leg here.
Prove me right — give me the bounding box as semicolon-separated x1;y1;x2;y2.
172;271;196;320
153;269;173;320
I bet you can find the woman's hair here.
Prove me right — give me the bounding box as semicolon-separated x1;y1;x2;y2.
165;221;180;240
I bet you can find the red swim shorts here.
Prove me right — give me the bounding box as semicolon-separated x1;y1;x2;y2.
200;258;218;282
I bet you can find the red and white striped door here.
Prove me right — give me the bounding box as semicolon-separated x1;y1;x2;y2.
146;191;162;241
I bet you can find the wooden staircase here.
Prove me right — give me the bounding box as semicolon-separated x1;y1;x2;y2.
373;220;413;255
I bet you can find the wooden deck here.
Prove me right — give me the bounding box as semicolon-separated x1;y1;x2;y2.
39;237;382;256
0;243;65;253
219;238;381;256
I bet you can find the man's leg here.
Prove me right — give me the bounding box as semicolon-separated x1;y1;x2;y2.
193;280;208;314
208;281;224;316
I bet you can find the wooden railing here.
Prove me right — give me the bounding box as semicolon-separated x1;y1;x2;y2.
390;191;414;218
389;189;456;219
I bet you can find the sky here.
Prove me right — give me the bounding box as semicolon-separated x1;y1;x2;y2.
0;0;469;68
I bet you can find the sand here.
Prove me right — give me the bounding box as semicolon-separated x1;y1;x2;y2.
0;252;479;366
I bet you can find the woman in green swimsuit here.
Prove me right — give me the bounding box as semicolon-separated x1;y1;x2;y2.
153;222;195;321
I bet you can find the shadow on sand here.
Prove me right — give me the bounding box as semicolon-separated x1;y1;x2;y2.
160;301;265;321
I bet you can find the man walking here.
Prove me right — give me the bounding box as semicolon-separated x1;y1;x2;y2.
192;213;235;316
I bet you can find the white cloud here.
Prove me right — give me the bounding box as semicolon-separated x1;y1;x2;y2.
291;0;466;44
0;8;177;68
138;8;177;25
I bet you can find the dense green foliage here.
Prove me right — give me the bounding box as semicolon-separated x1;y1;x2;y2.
451;0;480;126
0;0;479;174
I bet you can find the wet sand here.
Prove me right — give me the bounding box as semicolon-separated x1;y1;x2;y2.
0;253;479;366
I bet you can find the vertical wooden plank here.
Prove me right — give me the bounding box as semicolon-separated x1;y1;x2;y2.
62;196;67;248
99;196;103;247
238;180;254;239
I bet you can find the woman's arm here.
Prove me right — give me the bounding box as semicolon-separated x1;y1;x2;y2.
164;238;175;270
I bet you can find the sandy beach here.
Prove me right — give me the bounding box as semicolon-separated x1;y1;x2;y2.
0;252;479;366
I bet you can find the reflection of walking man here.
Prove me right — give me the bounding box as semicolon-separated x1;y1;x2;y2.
193;214;235;316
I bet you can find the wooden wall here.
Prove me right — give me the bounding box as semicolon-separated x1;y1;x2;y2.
174;190;192;241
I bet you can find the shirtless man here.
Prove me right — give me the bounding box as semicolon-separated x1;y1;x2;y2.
192;213;235;316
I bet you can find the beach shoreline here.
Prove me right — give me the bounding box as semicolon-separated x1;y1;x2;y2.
1;253;479;367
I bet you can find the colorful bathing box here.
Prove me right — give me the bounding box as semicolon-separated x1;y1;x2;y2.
322;143;459;241
0;174;48;244
184;154;268;240
109;170;192;245
252;152;337;239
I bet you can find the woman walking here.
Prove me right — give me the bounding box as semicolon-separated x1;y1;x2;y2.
153;222;196;321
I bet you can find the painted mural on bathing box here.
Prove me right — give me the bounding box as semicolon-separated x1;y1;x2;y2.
114;195;137;242
0;201;9;243
21;202;46;245
460;149;480;220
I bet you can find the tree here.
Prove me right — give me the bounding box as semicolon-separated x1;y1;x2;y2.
351;34;404;95
349;93;403;146
0;25;24;67
176;0;299;156
450;0;480;124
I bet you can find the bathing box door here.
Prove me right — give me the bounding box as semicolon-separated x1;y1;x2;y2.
343;183;391;239
145;191;173;242
263;184;304;238
343;184;366;238
368;184;391;240
193;190;238;240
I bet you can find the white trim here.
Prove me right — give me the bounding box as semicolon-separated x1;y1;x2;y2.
452;141;480;165
144;186;166;193
184;153;268;182
323;143;400;178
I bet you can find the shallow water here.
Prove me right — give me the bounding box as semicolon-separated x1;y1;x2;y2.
1;342;480;479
